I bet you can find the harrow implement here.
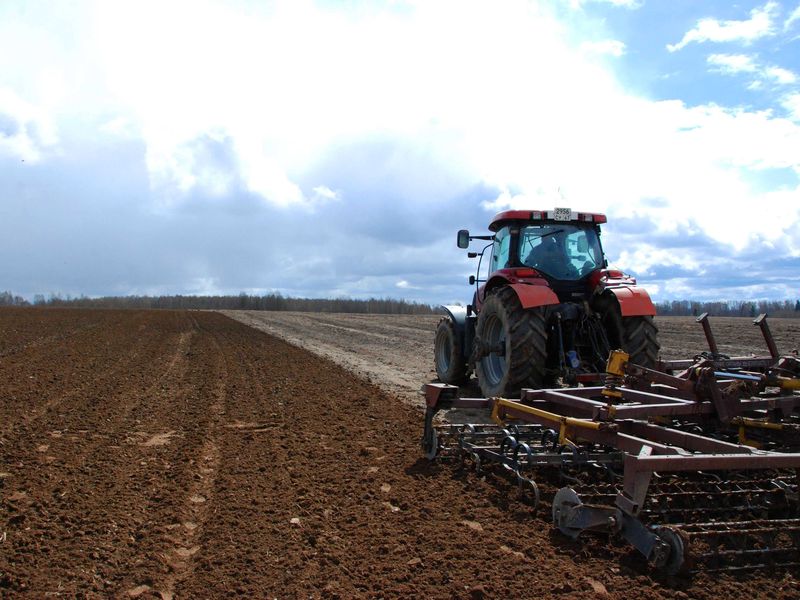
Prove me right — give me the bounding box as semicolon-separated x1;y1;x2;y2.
422;314;800;573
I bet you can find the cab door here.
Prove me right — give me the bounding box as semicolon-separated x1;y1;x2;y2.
476;226;511;307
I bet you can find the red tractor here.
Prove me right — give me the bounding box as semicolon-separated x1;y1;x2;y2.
435;208;659;397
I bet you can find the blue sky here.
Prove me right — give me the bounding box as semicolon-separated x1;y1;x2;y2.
1;0;798;304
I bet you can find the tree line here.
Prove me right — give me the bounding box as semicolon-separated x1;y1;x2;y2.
0;291;439;315
655;299;800;318
2;291;799;317
0;291;28;306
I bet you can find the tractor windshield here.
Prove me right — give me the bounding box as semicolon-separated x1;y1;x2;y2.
519;224;603;280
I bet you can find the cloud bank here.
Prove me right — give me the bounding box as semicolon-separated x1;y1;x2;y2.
0;0;798;305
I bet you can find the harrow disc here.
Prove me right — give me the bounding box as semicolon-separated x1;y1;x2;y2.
654;527;686;574
421;406;439;460
422;424;438;460
552;487;583;539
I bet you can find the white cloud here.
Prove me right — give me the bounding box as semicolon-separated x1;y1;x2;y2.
707;53;758;74
0;88;58;161
485;98;800;252
580;39;626;57
311;185;340;204
667;2;778;52
707;54;797;88
783;93;800;121
615;246;703;277
763;66;798;84
785;3;800;30
99;116;137;138
79;0;797;251
569;0;642;8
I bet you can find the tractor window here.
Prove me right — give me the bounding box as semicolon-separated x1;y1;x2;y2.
490;226;511;272
519;224;603;280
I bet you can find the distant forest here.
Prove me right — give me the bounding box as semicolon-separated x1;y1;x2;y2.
0;291;438;315
654;299;800;318
1;291;799;317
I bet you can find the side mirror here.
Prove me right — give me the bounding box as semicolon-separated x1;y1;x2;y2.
469;275;476;285
457;229;470;249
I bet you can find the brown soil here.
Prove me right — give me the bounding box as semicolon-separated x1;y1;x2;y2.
1;308;799;598
224;310;800;408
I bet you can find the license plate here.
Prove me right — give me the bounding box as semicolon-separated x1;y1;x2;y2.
553;207;571;221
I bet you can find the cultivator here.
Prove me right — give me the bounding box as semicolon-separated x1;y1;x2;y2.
422;314;800;573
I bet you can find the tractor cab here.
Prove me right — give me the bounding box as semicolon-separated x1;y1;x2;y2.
518;223;604;282
463;209;609;305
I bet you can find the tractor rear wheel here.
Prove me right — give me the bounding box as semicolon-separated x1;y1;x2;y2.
621;315;660;369
434;317;467;384
474;287;547;397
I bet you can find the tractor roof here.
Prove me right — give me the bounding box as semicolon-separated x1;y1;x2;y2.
489;209;607;231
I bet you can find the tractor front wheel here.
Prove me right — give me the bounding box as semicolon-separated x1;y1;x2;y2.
474;287;547;398
434;317;467;385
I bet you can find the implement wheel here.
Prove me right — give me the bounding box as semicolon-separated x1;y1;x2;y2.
434;317;467;384
474;286;547;398
621;315;660;369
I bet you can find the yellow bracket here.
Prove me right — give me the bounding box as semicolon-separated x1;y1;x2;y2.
731;416;783;448
490;398;504;426
738;425;760;448
602;350;628;404
491;398;603;444
731;416;784;431
776;377;800;391
605;349;629;376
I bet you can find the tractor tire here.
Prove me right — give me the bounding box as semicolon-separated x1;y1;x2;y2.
474;286;547;398
621;315;660;369
434;317;467;385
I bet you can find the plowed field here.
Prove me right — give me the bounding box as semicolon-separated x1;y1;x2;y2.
224;310;800;409
1;308;798;598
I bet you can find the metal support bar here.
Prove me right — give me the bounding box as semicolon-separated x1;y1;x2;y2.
619;388;696;405
754;313;780;360
625;452;800;473
696;313;719;355
618;446;654;516
600;401;713;420
620;421;757;454
661;357;774;371
535;389;607;417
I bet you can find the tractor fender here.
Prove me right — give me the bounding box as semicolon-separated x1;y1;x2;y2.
507;283;560;310
605;286;656;317
441;304;468;331
441;304;471;358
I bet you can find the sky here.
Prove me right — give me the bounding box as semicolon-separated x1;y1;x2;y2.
1;0;799;305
